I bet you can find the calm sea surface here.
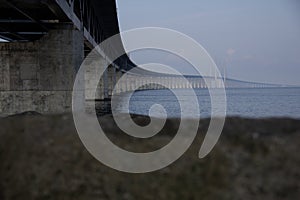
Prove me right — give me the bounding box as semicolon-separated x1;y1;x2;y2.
112;88;300;119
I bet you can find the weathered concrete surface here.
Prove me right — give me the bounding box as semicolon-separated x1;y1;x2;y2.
84;54;108;100
85;57;123;100
0;27;84;115
107;65;116;97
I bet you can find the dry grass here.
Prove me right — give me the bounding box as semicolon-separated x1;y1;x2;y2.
0;114;300;200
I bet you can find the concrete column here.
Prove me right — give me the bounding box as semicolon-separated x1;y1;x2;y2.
179;78;183;89
172;77;174;88
130;75;133;91
125;74;128;92
121;72;125;92
107;65;115;97
131;75;135;91
134;75;137;91
85;53;108;100
141;76;144;90
0;27;84;115
116;70;122;93
127;75;131;91
103;70;109;99
111;65;117;95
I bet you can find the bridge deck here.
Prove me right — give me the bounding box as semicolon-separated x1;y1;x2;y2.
0;0;135;70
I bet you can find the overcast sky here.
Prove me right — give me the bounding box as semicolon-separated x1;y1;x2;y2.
117;0;300;85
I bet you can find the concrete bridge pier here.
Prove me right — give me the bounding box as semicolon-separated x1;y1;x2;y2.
0;26;84;115
85;55;120;101
85;54;106;101
84;56;125;119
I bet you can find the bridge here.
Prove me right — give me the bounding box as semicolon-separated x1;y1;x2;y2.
0;0;133;115
110;73;279;95
0;0;282;116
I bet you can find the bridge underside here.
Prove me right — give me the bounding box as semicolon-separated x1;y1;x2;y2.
0;0;127;57
0;0;129;115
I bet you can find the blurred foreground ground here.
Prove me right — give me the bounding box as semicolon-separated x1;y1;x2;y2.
0;113;300;200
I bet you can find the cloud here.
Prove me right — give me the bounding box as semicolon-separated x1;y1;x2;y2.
226;48;236;56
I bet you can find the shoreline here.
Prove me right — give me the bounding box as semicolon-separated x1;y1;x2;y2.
2;110;300;121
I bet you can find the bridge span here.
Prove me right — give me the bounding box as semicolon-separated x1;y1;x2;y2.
0;0;135;115
0;0;282;116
